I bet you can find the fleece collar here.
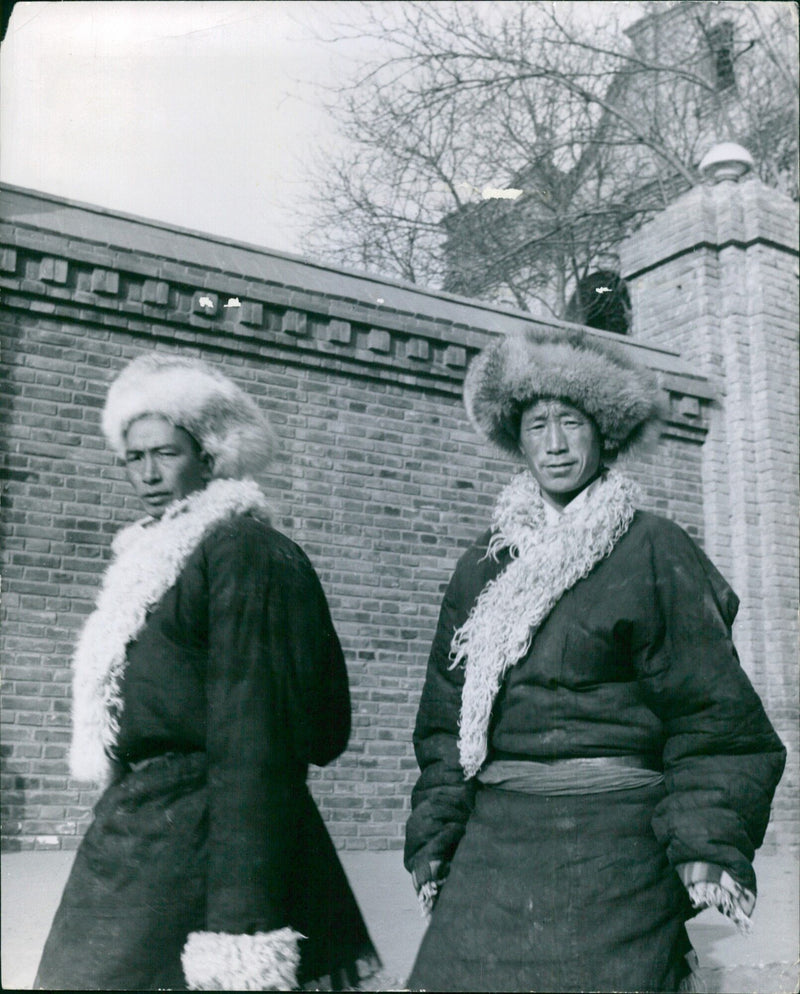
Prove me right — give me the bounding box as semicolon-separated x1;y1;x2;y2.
69;478;271;784
451;469;639;778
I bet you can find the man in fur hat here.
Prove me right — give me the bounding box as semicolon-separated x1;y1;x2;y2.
35;354;379;991
404;329;785;993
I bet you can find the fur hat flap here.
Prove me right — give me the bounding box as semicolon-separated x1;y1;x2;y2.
102;354;276;478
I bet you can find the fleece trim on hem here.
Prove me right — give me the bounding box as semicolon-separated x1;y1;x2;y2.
182;927;304;991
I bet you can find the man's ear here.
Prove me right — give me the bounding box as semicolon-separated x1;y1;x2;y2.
201;451;215;481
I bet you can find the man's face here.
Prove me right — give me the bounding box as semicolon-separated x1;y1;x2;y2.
518;399;603;508
124;415;212;518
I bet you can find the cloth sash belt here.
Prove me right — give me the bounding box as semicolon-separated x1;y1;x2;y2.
477;756;665;795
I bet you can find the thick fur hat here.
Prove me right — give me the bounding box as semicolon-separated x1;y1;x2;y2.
102;354;277;478
464;328;663;455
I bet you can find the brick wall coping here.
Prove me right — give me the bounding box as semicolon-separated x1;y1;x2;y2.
626;235;800;282
1;183;711;402
621;178;800;281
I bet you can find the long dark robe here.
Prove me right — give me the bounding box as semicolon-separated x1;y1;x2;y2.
36;514;378;990
405;511;785;992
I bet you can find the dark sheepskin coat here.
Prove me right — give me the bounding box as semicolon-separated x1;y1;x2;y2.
36;514;375;990
406;510;785;893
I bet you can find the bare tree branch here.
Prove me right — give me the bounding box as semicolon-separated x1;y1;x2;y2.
301;0;798;317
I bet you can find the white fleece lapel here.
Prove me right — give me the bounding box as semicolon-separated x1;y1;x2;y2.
69;478;271;784
451;470;639;778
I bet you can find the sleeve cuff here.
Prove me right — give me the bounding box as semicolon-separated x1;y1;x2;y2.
676;861;756;933
411;859;450;920
182;926;304;990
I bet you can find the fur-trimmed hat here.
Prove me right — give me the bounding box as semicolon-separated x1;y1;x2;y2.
102;354;277;478
463;328;663;455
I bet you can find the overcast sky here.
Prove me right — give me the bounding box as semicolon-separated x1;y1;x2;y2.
0;1;644;260
0;1;371;256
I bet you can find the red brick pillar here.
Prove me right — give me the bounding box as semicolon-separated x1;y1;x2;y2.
620;150;799;847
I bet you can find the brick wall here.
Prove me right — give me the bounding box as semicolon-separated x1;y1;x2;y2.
621;174;800;851
0;185;744;851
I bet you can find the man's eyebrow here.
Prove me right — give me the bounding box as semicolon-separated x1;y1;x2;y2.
126;444;178;453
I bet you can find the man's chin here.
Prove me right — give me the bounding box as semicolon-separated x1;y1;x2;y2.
538;469;602;506
141;495;173;517
541;475;583;495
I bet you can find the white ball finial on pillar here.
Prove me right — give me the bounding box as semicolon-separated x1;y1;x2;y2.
698;142;755;183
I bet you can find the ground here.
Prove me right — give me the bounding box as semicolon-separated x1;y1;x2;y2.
2;849;797;991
